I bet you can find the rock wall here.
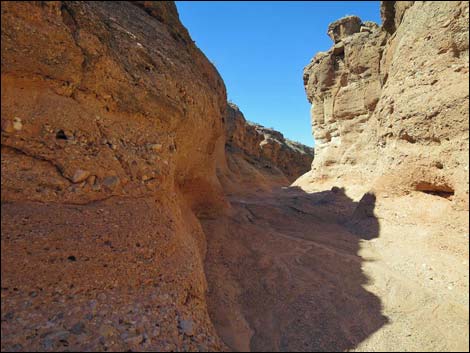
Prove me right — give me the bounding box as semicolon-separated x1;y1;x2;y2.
1;1;227;351
1;2;314;351
300;1;469;209
217;103;314;195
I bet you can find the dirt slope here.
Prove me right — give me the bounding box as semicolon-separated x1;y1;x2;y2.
201;1;469;351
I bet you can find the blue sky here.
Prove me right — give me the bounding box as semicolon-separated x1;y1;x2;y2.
176;1;381;146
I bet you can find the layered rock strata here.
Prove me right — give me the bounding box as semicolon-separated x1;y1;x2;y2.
1;2;314;351
217;103;314;194
300;1;469;210
1;1;227;351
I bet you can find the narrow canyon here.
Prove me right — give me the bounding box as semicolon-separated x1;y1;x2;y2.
1;1;469;352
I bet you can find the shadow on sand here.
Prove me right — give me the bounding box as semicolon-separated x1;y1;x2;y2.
202;185;388;352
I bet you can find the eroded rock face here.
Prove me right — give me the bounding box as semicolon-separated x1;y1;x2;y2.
217;103;314;194
1;1;227;351
225;103;314;181
327;15;362;43
1;1;226;209
300;1;469;209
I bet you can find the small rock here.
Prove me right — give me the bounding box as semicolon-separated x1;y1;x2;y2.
42;338;54;350
3;312;14;320
44;330;70;341
125;334;144;346
102;175;120;189
2;120;15;133
178;319;194;336
72;169;90;183
149;143;163;152
99;324;118;338
87;175;96;186
10;344;23;352
333;41;345;55
13;117;23;131
70;322;85;335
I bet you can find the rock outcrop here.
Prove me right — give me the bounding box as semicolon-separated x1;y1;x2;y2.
217;103;314;194
1;1;227;351
1;2;314;351
300;1;469;210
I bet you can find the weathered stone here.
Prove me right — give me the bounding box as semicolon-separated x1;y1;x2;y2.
222;102;314;185
13;117;23;131
149;143;163;152
2;120;15;133
178;319;194;336
70;322;86;335
72;169;91;184
87;175;96;186
300;1;469;210
333;41;345;55
102;176;120;189
327;15;362;43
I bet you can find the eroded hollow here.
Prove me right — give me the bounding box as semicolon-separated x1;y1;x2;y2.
415;181;455;199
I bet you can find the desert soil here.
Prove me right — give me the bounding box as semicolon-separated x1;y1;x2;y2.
202;185;469;352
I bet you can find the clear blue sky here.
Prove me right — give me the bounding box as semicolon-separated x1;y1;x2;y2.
176;1;381;146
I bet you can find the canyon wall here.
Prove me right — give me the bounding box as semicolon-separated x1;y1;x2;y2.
1;1;228;351
1;2;313;351
299;1;469;209
217;103;314;195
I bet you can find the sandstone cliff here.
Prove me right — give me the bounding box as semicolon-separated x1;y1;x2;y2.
217;103;314;195
1;2;314;351
1;2;227;351
299;1;469;210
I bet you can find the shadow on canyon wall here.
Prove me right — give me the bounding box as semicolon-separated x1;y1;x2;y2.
201;185;388;352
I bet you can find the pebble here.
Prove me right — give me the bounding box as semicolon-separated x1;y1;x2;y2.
43;330;70;341
70;322;86;335
178;319;194;336
87;175;96;186
150;143;163;152
42;338;54;350
125;334;144;346
72;169;91;183
10;344;23;352
2;120;15;133
102;176;120;189
99;324;118;338
13;117;23;131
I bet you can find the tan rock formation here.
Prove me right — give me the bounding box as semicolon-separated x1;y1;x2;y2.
299;1;469;210
1;2;314;351
1;1;227;351
217;103;314;195
2;1;468;352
